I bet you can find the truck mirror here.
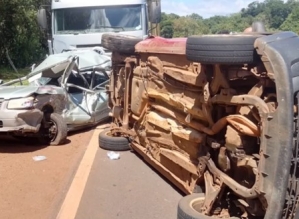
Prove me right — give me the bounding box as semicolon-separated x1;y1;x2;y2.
252;21;266;33
37;8;48;30
149;0;161;23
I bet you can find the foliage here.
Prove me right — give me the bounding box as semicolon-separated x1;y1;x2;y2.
160;0;299;38
280;4;299;33
160;13;174;38
0;0;50;72
0;67;29;85
0;67;28;80
172;17;209;37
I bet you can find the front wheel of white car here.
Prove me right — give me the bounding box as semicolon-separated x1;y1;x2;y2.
39;113;68;146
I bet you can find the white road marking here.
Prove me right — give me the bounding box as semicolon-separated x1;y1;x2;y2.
56;124;110;219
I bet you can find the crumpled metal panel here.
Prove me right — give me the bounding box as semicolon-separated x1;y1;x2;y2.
29;50;111;80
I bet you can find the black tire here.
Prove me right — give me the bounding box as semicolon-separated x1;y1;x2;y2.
186;34;263;65
98;128;130;151
101;33;142;54
178;193;238;219
39;113;68;146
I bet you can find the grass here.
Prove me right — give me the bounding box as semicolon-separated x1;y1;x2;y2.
0;67;30;85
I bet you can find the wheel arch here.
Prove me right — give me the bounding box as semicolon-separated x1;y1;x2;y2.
41;104;54;114
254;31;298;219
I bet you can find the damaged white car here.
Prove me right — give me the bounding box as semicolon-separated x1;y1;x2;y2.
0;50;111;145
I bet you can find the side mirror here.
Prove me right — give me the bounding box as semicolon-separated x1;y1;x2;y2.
148;0;161;24
252;21;266;33
37;8;48;30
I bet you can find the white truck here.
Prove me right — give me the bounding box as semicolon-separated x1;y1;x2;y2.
37;0;161;55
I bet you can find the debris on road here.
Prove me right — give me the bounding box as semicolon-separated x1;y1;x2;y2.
107;152;120;160
32;155;47;162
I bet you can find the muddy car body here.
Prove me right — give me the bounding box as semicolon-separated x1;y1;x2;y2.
101;29;299;219
0;50;111;144
99;32;299;219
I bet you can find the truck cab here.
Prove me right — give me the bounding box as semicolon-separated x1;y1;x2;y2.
37;0;161;55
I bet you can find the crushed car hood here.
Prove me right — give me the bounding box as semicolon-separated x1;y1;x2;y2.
0;85;64;99
28;50;111;81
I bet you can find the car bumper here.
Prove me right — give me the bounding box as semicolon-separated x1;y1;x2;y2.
0;108;43;133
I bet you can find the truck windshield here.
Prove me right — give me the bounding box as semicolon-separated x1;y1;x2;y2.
54;5;142;34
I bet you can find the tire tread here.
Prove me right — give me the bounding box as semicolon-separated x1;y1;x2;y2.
186;34;263;64
98;128;130;151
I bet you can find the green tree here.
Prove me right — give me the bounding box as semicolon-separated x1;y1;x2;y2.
0;0;49;69
187;13;203;21
173;17;209;37
280;6;299;33
203;16;230;33
160;0;299;36
241;1;265;17
161;20;174;38
168;13;180;20
160;13;174;38
264;0;292;29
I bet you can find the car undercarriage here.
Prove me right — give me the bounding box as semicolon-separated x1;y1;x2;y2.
101;30;299;218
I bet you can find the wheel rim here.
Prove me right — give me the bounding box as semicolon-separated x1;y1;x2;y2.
105;130;112;137
48;118;58;142
191;197;205;213
41;117;58;143
106;129;120;137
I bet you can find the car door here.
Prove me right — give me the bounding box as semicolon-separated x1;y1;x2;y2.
89;71;110;123
62;70;95;127
62;68;110;129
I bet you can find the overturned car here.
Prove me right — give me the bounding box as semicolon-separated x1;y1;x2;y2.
0;50;110;145
100;28;299;219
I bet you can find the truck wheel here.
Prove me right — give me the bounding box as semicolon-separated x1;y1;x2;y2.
186;34;263;65
177;193;238;219
101;33;142;54
40;113;68;146
98;128;130;151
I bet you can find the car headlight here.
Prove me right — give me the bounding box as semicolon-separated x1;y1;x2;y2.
7;96;34;109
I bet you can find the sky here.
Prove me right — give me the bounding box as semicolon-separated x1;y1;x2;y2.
161;0;287;18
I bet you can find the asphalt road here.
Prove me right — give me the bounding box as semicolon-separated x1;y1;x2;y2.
75;148;183;219
0;129;94;219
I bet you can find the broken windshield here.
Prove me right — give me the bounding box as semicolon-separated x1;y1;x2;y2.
54;5;142;34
